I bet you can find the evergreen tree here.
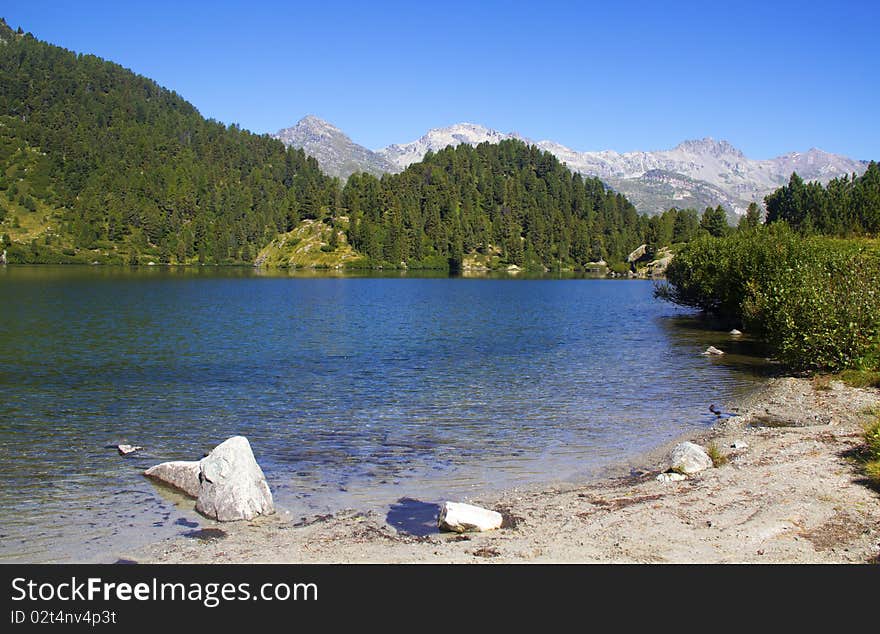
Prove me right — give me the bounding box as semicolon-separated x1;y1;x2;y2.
700;205;730;237
738;202;762;231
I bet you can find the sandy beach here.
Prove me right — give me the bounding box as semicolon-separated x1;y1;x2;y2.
131;376;880;564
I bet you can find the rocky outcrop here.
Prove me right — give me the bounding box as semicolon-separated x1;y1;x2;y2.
195;436;275;522
144;460;202;497
438;502;503;533
627;244;647;263
669;442;713;475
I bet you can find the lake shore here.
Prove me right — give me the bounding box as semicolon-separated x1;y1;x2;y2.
130;376;880;564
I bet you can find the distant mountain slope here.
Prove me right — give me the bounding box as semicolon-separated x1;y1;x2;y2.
273;116;396;179
371;123;867;215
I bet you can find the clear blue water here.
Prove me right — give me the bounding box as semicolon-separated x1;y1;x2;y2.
0;266;766;561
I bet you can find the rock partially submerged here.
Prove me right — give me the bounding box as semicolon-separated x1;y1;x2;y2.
729;329;743;336
702;346;725;355
195;436;275;522
143;436;275;522
438;502;503;533
669;442;713;475
144;460;202;497
117;444;143;456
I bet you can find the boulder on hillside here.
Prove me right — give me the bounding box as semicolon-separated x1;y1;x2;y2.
144;460;203;498
627;244;647;263
195;436;275;522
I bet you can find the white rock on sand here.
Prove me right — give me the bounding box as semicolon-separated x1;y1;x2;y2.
144;460;203;497
195;436;275;522
669;442;713;474
438;501;503;533
656;472;688;483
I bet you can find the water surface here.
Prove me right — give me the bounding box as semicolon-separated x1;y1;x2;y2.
0;266;766;561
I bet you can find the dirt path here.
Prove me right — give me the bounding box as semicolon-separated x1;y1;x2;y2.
132;377;880;563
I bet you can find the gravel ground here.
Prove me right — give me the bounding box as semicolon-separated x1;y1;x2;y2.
131;377;880;564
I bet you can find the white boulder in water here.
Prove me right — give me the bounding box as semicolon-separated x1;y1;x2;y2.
117;444;143;456
669;442;713;475
702;346;725;355
195;436;275;522
438;501;503;533
144;460;203;497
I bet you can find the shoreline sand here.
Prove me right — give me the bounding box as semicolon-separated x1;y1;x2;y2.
130;376;880;564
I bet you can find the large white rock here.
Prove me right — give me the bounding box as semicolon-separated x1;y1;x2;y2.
438;501;503;533
195;436;275;522
144;460;203;497
669;442;713;474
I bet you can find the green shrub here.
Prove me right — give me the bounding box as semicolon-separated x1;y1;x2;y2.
865;419;880;486
866;419;880;458
608;260;630;275
657;225;880;372
707;443;728;468
838;370;880;388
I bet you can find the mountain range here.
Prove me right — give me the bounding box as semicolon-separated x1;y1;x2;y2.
274;117;868;216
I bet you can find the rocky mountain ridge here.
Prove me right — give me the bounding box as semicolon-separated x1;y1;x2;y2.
275;116;868;215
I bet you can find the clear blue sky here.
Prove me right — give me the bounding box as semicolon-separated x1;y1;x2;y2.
4;0;878;160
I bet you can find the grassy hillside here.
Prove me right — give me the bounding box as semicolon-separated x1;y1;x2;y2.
255;218;358;269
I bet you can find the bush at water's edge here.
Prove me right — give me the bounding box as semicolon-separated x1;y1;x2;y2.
655;224;880;372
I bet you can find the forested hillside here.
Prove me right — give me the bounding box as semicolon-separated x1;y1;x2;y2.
0;18;675;270
0;19;337;264
341;141;654;269
764;163;880;235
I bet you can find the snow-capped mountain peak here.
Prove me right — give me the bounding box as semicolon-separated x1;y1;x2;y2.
377;123;524;169
274;115;867;216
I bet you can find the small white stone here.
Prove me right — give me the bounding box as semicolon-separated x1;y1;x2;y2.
656;472;688;483
702;346;724;355
729;329;743;336
117;444;143;456
731;440;749;449
438;502;503;533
